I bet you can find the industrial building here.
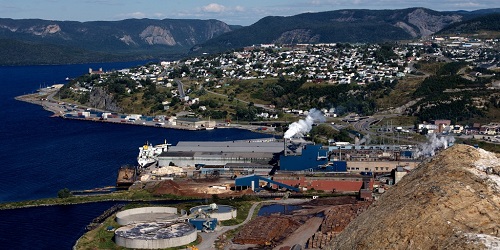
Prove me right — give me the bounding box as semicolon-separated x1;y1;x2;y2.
279;144;329;171
328;144;419;173
272;173;374;193
151;139;421;195
234;174;300;192
157;140;283;168
195;163;273;177
174;117;216;129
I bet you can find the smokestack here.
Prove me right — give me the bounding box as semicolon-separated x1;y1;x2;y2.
284;136;287;156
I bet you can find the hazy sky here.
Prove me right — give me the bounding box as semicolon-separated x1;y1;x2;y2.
0;0;498;25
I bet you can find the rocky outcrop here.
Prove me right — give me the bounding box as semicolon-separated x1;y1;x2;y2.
119;35;137;46
87;87;122;112
23;24;62;36
406;8;463;37
204;21;232;39
327;144;500;250
139;25;176;46
274;29;321;44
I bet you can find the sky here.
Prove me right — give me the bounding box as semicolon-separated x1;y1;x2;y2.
0;0;498;26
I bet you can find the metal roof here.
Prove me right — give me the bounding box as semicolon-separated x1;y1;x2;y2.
168;140;285;153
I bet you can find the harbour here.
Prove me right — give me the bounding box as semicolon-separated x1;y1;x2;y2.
0;62;273;249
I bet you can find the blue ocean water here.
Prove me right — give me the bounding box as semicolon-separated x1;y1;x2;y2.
0;62;271;249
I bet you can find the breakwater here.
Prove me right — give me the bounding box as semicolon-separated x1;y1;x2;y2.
85;204;125;231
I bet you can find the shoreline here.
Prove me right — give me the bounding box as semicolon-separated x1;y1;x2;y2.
15;91;277;134
0;193;197;211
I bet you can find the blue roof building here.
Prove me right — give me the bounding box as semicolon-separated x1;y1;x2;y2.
279;144;329;171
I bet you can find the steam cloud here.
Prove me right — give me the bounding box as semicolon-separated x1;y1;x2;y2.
284;108;325;139
357;134;371;145
415;133;455;158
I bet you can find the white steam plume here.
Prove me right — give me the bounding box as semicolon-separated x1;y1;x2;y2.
415;133;455;158
357;134;371;145
284;108;325;138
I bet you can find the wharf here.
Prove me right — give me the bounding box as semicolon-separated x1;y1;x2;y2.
15;90;273;133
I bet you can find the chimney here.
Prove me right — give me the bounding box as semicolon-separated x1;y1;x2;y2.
284;138;287;156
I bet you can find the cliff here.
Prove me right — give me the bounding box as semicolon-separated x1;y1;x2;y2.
87;87;122;112
327;144;500;250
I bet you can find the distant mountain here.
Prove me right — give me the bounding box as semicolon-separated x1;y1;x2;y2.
191;8;499;54
2;7;500;65
438;13;500;34
0;38;141;65
0;18;237;65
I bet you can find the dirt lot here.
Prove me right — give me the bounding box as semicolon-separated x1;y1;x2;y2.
133;178;253;198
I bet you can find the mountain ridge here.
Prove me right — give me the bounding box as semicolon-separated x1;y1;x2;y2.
0;18;237;65
191;7;494;54
2;7;500;65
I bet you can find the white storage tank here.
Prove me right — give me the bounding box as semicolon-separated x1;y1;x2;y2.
115;207;178;226
189;204;237;221
115;221;196;249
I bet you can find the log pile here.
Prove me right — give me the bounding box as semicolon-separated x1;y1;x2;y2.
307;202;371;248
233;216;301;245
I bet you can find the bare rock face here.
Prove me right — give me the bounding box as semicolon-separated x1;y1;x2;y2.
43;24;61;34
139;25;176;46
406;8;462;37
204;21;232;39
394;21;418;37
26;24;61;36
119;35;137;46
327;144;500;250
87;87;122;112
274;29;321;44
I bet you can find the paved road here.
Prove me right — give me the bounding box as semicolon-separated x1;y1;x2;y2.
196;201;261;249
350;114;419;145
273;216;323;249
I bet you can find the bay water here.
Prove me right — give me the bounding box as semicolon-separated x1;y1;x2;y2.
0;62;271;249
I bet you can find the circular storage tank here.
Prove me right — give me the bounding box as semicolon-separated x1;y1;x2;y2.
115;222;196;249
116;207;178;225
189;204;237;221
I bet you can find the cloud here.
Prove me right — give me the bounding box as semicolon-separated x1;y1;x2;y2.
130;12;146;18
234;5;245;12
202;3;226;13
451;2;483;8
114;11;167;20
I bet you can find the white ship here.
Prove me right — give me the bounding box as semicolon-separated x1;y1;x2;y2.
137;140;171;168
